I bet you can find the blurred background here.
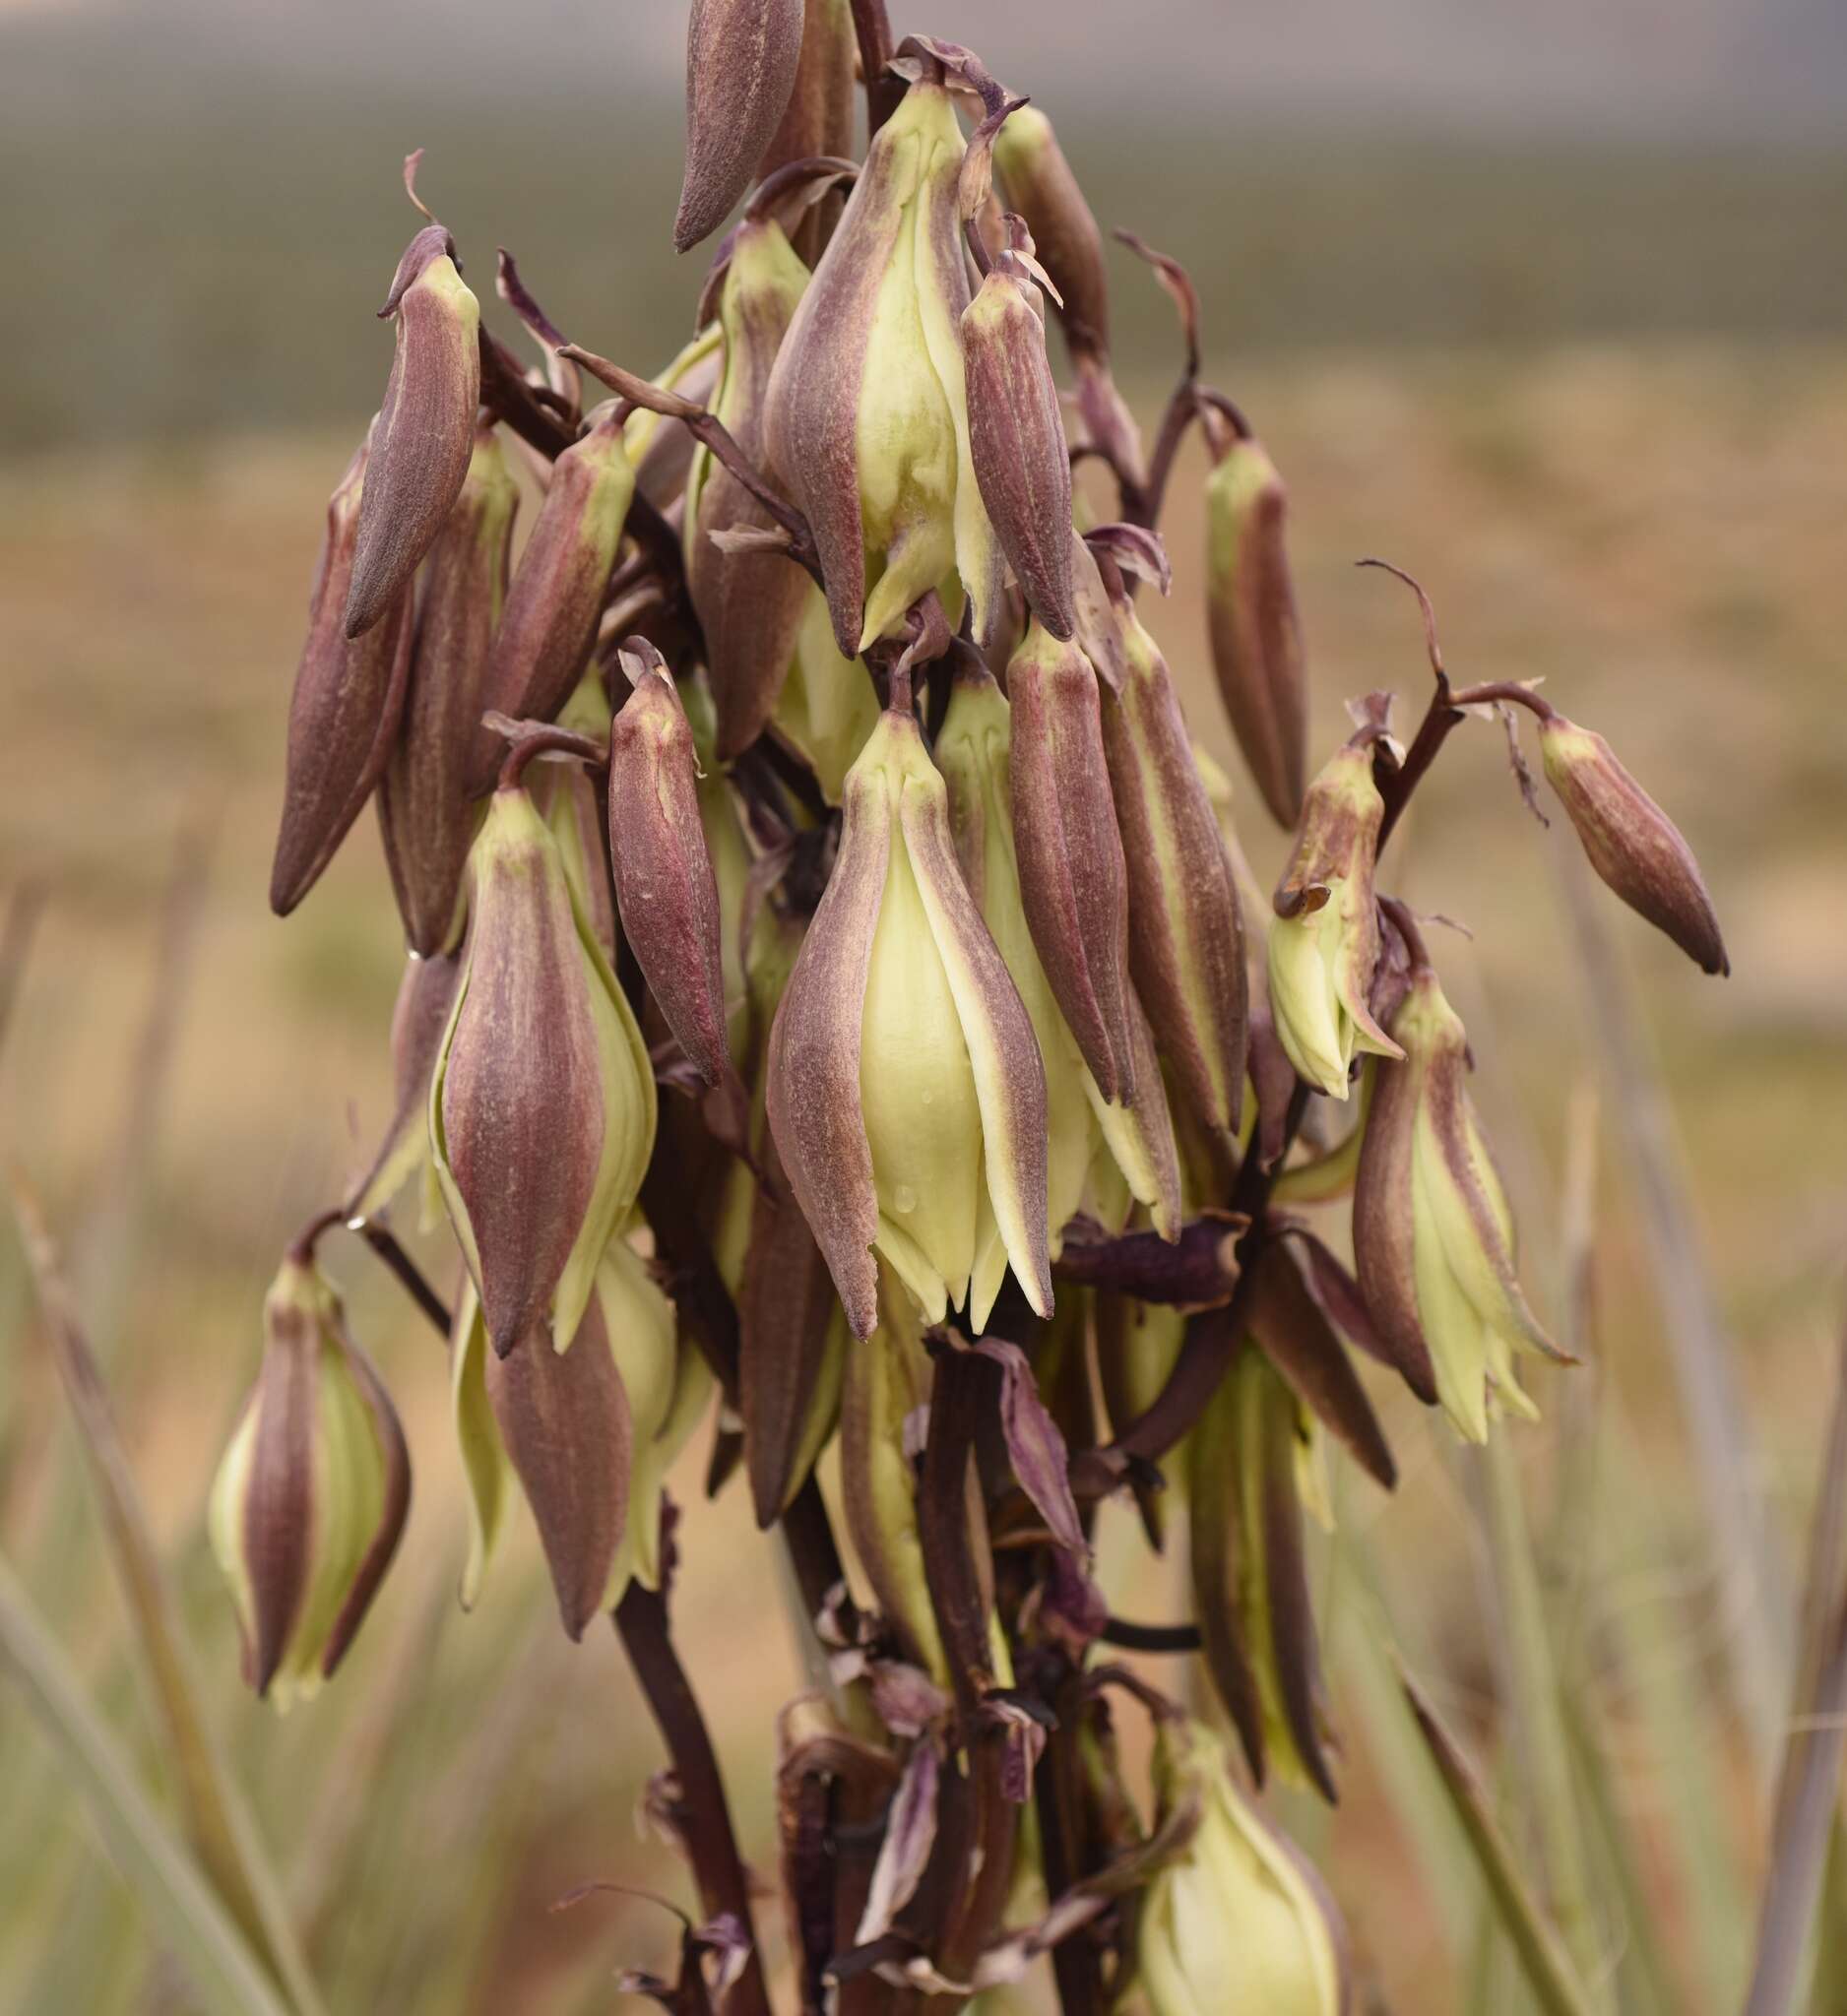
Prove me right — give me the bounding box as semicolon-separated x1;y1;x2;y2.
2;1;1845;2011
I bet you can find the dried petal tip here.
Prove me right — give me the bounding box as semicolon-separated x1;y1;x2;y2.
345;229;481;640
1205;430;1307;830
1540;716;1729;976
208;1254;410;1707
674;0;805;253
961;242;1077;639
605;659;734;1089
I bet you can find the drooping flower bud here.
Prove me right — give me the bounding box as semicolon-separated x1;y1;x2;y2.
673;0;804;254
1354;964;1566;1440
344;944;462;1228
470;404;635;791
960;232;1076;639
345;225;481;639
1539;714;1728;976
766;707;1051;1337
685;214;815;758
1006;621;1136;1102
1101;603;1248;1135
1266;743;1403;1099
450;1232;711;1635
606;650;733;1090
1204;422;1307;830
270;435;414;916
1138;1718;1351;2016
431;783;657;1357
209;1251;410;1707
936;656;1179;1263
377;420;519;954
989;106;1111;368
764;76;1004;656
625;325;725;512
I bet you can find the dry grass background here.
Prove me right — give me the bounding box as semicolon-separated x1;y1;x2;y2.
3;334;1846;2010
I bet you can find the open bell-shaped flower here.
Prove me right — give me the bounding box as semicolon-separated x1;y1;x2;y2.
430;775;657;1358
1267;741;1403;1099
451;1231;711;1637
763;73;1004;656
209;1249;410;1708
1138;1718;1351;2016
1354;960;1567;1440
766;706;1051;1338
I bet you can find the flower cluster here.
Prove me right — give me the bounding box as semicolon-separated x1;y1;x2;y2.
212;6;1728;2004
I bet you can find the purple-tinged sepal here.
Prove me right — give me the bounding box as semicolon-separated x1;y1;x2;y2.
271;434;414;915
345;224;481;639
344;945;463;1229
1540;714;1728;976
431;784;656;1357
208;1251;410;1707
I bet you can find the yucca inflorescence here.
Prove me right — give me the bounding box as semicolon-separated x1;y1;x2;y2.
217;4;1728;2006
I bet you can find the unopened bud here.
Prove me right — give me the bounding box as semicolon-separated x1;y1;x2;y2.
209;1252;409;1706
431;784;657;1357
607;653;733;1089
377;420;519;954
1006;621;1136;1102
470;405;635;791
1354;965;1566;1440
961;244;1076;639
766;707;1051;1337
1267;743;1402;1099
765;78;1004;655
538;672;621;961
270;436;414;915
756;0;856;263
1101;606;1248;1134
345;945;463;1228
990;106;1112;364
1540;714;1728;976
345;224;481;639
1204;426;1307;830
673;0;804;253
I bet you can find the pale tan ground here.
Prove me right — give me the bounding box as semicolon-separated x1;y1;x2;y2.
2;341;1845;2011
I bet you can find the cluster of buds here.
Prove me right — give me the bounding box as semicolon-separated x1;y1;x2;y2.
216;8;1731;2007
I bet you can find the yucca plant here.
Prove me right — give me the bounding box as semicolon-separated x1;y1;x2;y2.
3;6;1839;2015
